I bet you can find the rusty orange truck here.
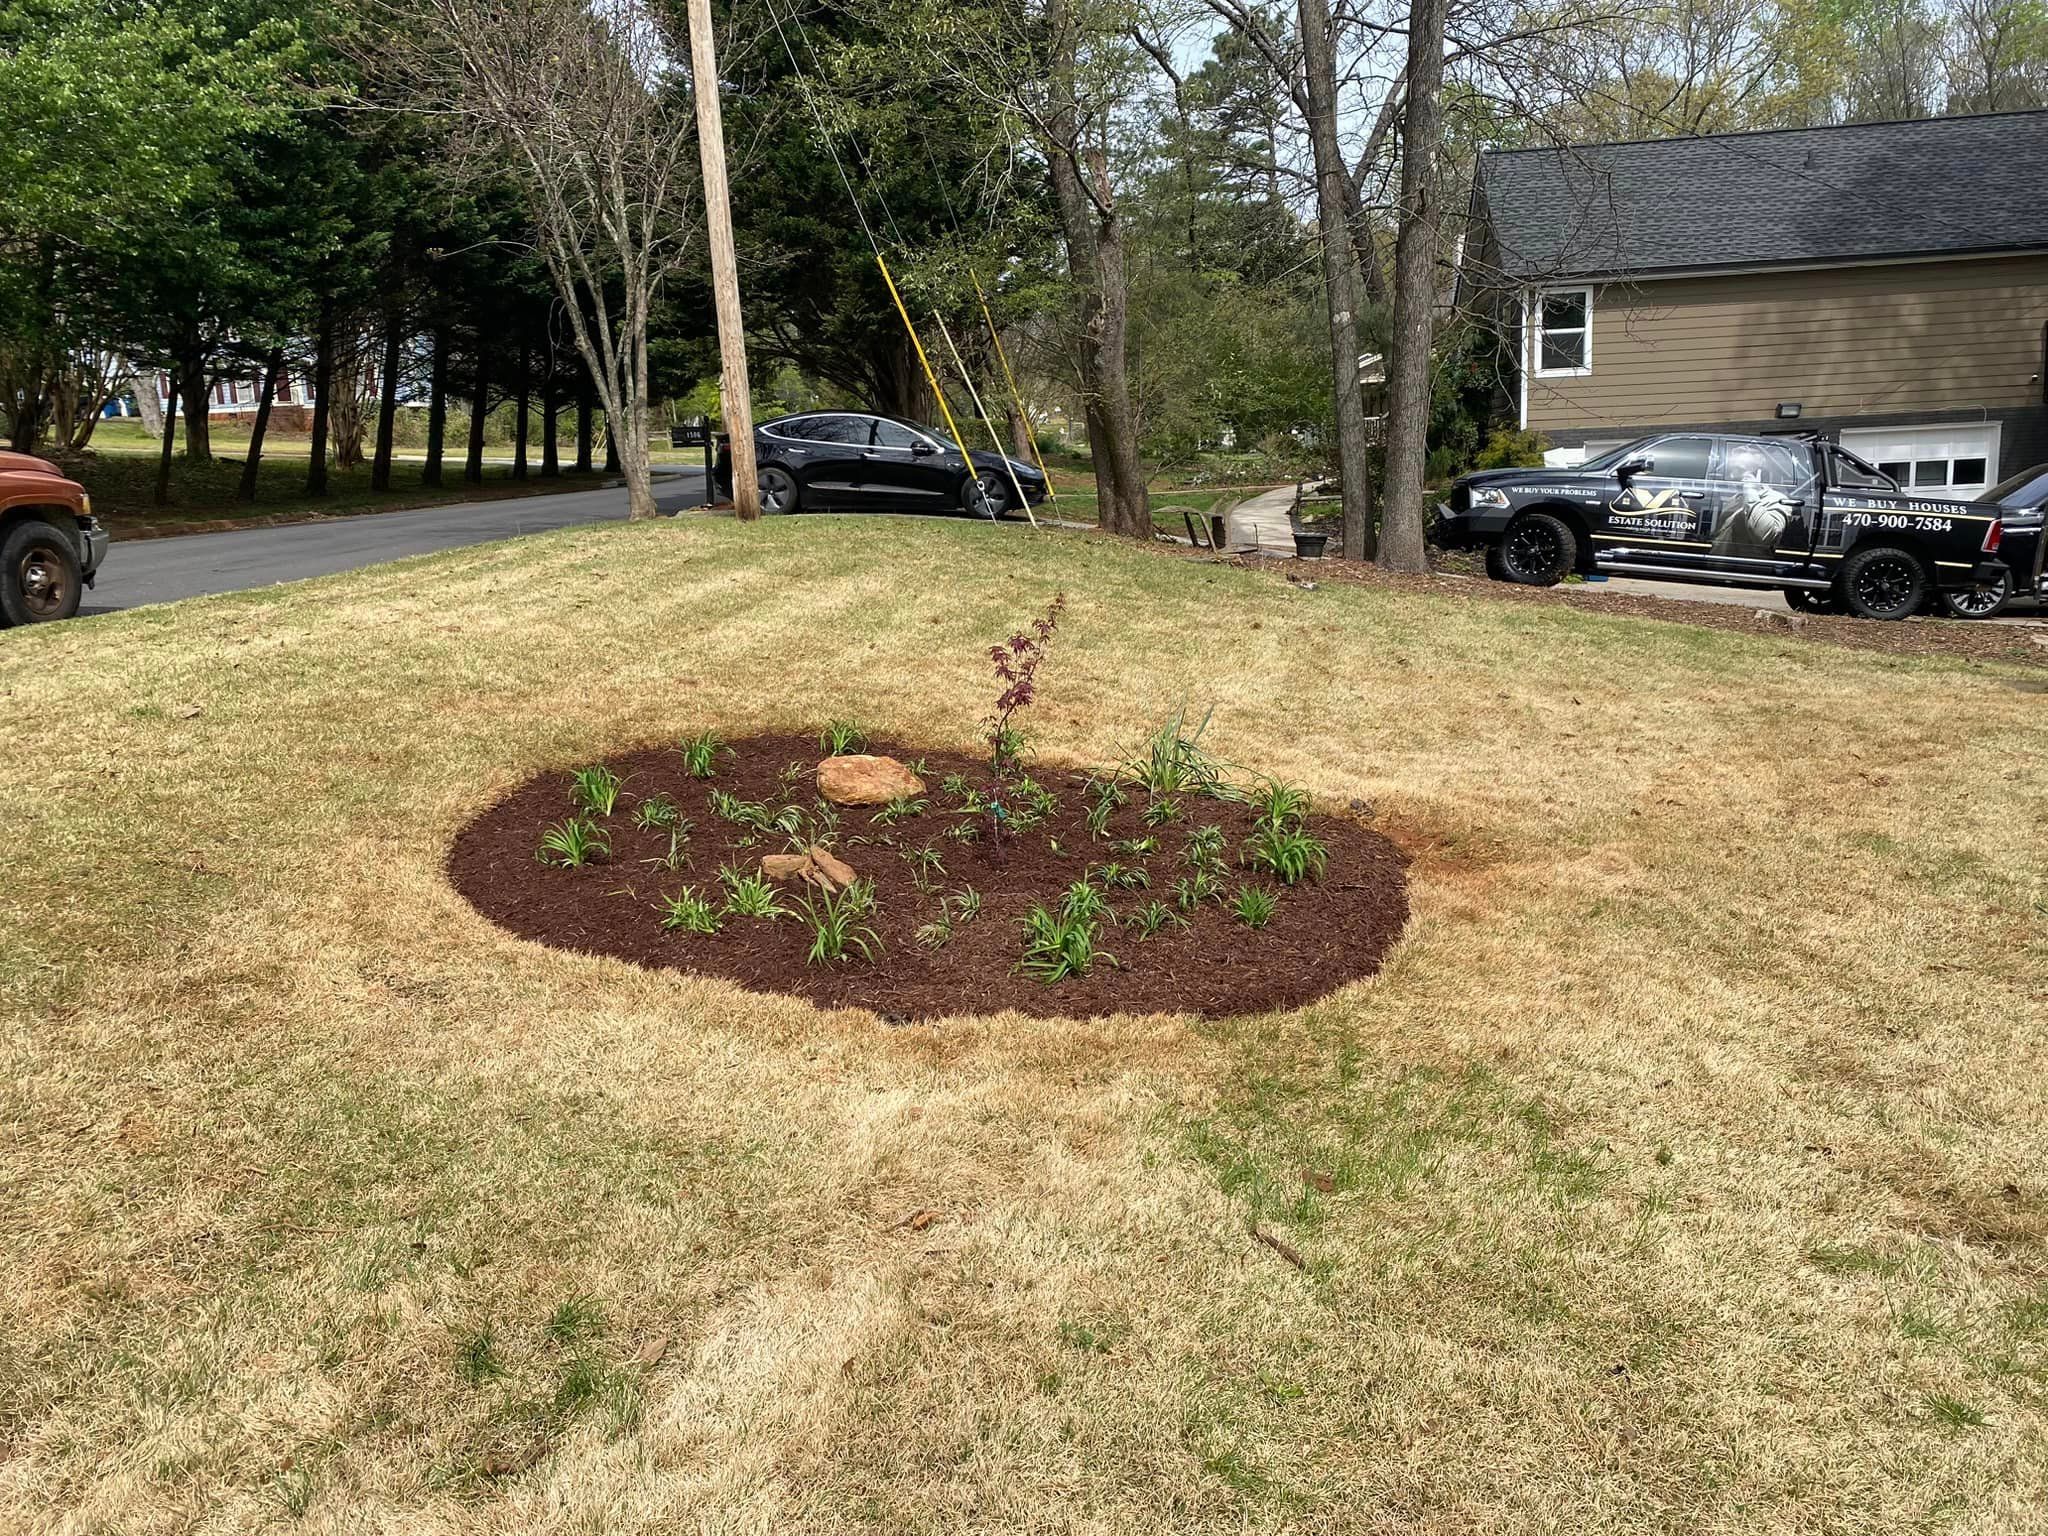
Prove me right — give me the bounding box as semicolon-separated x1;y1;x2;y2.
0;451;106;625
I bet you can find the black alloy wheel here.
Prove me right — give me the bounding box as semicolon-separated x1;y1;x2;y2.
1497;512;1577;587
0;519;82;626
1938;569;2011;620
963;469;1008;520
1840;545;1929;621
757;465;799;516
1785;588;1842;615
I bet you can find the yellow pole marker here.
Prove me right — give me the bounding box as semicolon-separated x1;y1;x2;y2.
933;309;1038;529
874;253;968;458
973;273;1057;505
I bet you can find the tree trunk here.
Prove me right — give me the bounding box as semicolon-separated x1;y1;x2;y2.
423;325;447;488
154;368;180;507
1008;403;1034;459
306;296;334;497
465;349;488;483
604;425;620;475
512;331;530;480
541;369;560;477
132;371;164;438
371;311;404;492
575;378;593;472
178;343;213;463
1044;0;1149;539
1300;0;1379;561
1377;0;1445;574
238;349;284;502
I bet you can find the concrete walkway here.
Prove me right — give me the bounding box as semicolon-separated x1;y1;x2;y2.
1224;485;1300;557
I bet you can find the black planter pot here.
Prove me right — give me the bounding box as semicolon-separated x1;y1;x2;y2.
1293;529;1329;559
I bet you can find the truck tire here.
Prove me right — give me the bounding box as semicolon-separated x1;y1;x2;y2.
1495;511;1577;587
1840;544;1928;621
1938;568;2010;620
1785;589;1841;615
0;518;83;626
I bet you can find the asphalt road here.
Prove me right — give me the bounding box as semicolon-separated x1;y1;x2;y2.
82;470;706;615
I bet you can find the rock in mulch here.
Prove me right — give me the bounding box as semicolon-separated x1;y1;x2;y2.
761;846;857;891
816;754;924;806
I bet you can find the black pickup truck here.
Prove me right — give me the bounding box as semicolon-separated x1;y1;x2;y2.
1431;431;2024;620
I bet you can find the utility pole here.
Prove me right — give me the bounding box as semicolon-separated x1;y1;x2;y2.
687;0;759;519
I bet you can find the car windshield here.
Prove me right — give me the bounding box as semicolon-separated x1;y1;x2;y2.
1977;463;2048;505
1576;437;1657;472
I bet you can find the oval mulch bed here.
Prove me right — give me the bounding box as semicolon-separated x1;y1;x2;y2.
447;734;1409;1021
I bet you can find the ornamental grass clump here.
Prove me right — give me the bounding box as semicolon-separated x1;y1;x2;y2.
1019;878;1117;983
658;887;723;935
679;730;728;779
538;817;610;868
796;879;883;966
569;765;623;816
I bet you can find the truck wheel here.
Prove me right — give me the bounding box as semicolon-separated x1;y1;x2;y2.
1785;589;1841;615
1484;546;1509;580
1840;544;1928;621
1496;512;1577;586
0;518;83;626
1938;569;2010;620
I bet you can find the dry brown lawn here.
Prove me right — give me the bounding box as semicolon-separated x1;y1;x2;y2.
2;516;2044;1533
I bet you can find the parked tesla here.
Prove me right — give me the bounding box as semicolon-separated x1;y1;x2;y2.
713;411;1047;518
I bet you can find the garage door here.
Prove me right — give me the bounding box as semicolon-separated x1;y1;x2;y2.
1840;423;2000;501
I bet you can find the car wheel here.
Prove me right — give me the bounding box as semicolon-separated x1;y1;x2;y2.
0;518;82;626
757;465;800;515
1496;512;1576;586
1840;544;1929;621
1785;588;1841;615
962;469;1007;520
1938;568;2011;620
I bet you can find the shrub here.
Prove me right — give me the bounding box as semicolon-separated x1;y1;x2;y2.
658;887;723;934
1230;885;1279;929
569;765;623;816
538;817;610;868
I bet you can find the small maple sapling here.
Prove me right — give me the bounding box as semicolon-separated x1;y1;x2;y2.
979;593;1066;848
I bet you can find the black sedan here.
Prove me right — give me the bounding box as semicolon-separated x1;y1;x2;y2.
713;411;1047;518
1959;462;2048;616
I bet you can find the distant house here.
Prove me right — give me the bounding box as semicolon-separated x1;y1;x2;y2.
1461;109;2048;500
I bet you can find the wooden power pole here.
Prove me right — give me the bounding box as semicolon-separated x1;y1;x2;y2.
687;0;759;520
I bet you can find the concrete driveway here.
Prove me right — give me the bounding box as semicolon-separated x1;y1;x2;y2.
83;470;706;615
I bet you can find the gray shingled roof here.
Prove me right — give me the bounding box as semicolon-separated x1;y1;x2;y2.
1475;110;2048;281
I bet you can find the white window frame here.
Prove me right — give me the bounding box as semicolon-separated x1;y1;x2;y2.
1533;285;1594;379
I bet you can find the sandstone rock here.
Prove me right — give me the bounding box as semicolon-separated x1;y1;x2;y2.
816;754;924;806
760;846;857;891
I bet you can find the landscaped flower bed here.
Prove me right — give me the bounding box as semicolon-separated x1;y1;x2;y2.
447;601;1408;1020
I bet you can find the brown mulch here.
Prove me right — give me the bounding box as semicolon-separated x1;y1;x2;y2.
1212;547;2048;668
447;734;1410;1022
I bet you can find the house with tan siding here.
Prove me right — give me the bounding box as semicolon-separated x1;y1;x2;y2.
1462;110;2048;501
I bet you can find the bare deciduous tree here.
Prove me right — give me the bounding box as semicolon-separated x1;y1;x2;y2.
365;0;706;519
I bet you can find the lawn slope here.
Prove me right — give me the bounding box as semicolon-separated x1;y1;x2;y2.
2;517;2043;1532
